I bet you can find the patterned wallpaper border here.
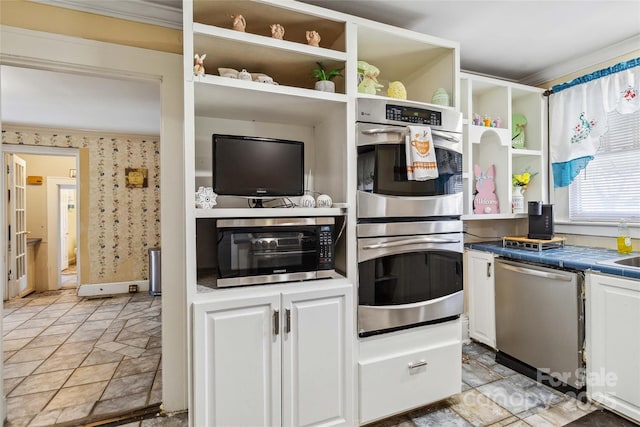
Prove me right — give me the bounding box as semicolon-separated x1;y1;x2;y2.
2;125;160;283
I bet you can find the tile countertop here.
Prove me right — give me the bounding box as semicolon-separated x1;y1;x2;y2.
466;241;640;280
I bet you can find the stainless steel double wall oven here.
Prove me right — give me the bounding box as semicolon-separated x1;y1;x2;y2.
356;98;464;336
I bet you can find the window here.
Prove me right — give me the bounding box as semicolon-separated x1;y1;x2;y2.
569;109;640;222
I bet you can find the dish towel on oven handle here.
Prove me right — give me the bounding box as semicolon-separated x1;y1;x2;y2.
406;125;439;181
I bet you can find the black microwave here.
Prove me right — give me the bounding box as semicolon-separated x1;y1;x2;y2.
216;217;335;287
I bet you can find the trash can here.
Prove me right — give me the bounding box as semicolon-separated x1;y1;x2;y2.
149;247;161;296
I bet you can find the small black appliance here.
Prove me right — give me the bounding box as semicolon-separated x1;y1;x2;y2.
528;201;554;240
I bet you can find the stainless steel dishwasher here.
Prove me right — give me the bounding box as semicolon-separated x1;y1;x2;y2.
495;258;585;392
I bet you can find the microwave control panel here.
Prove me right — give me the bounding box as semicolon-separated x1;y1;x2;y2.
318;225;334;269
386;104;442;126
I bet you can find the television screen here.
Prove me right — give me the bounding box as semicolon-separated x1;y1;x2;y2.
212;134;304;199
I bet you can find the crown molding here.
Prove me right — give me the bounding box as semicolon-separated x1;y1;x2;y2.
520;34;640;88
31;0;182;30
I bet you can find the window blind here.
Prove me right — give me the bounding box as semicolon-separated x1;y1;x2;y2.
569;109;640;221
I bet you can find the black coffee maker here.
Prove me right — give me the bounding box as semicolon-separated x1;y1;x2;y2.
528;201;554;240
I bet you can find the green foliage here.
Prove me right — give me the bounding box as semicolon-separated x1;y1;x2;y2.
313;61;343;81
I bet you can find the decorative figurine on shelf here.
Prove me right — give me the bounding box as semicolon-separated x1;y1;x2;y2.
238;69;252;81
387;81;407;99
431;88;450;106
270;24;285;40
357;60;383;95
473;164;500;214
316;194;333;208
306;30;321;47
193;53;206;77
231;14;246;32
299;193;316;208
195;187;217;209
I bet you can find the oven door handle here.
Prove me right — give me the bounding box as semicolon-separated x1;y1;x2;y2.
362;236;461;249
360;127;460;143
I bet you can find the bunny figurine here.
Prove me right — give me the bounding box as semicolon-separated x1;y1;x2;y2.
194;53;206;77
473;164;500;214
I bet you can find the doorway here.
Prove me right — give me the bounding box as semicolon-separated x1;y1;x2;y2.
0;26;187;423
59;184;77;287
1;69;165;424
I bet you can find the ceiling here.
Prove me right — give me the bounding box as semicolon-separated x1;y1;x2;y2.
1;0;638;135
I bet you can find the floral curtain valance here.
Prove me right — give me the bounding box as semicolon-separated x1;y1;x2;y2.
549;58;640;188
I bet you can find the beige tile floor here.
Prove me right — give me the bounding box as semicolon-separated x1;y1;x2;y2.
4;289;612;427
3;289;162;426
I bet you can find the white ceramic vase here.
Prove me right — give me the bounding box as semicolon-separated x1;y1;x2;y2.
512;186;525;214
314;80;335;93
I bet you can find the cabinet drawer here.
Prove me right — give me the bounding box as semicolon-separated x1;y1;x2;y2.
359;341;461;424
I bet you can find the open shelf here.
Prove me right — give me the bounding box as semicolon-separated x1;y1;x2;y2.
193;0;347;51
193;76;347;125
193;24;347;92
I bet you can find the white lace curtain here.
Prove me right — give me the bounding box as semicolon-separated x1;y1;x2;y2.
549;59;640;187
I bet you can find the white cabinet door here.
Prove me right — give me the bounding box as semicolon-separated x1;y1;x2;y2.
587;273;640;423
193;294;282;427
281;284;353;427
465;249;496;348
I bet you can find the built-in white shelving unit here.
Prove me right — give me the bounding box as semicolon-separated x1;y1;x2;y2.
460;72;547;219
184;1;462;425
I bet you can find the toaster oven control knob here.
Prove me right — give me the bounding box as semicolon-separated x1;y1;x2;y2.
269;241;277;249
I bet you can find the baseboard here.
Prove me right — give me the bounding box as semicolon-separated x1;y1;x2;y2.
77;280;149;297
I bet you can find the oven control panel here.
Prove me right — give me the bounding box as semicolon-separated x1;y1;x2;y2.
386;104;442;126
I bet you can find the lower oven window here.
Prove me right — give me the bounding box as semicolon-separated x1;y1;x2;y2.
358;251;462;306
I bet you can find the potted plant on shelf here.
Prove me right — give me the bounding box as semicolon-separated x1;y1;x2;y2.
313;61;342;93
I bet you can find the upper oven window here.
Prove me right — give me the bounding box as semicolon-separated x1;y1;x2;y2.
357;144;462;197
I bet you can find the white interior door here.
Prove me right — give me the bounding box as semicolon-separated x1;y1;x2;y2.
8;154;27;298
59;187;70;271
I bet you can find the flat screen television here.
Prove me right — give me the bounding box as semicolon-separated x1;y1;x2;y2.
212;134;304;204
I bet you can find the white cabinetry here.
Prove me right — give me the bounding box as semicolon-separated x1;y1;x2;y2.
358;320;461;424
193;281;353;427
460;73;546;218
464;249;496;348
586;272;640;423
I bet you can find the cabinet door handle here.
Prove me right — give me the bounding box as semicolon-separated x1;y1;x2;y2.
487;262;492;278
408;360;428;370
285;308;291;334
273;310;280;336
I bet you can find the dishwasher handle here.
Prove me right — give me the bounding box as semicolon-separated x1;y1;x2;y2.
498;261;573;281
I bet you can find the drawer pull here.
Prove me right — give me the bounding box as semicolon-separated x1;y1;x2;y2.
408;360;428;370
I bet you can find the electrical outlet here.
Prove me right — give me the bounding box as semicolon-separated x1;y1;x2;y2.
128;284;138;293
